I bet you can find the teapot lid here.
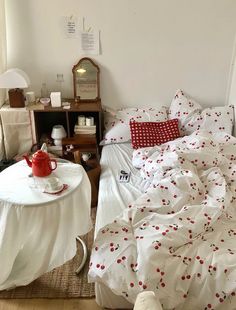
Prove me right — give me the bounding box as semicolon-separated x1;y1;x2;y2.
33;150;49;160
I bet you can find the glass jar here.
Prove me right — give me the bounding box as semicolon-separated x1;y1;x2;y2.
41;83;49;98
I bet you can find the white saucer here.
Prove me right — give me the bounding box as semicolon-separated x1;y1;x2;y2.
44;183;64;194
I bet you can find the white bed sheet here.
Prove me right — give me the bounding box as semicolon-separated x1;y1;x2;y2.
95;143;148;309
95;143;149;236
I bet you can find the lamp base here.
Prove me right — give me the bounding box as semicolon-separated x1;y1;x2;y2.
8;88;25;108
53;139;62;146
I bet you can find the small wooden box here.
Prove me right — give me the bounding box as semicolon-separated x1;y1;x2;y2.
9;89;25;108
62;135;97;161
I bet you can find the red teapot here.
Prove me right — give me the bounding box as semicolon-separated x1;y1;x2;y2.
23;150;57;177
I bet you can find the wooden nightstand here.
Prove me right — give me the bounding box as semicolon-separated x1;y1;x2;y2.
28;100;102;150
85;155;101;208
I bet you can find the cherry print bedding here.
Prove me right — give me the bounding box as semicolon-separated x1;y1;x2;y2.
89;130;236;309
169;89;234;136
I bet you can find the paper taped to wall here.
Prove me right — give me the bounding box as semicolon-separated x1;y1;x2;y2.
79;31;100;55
60;16;79;39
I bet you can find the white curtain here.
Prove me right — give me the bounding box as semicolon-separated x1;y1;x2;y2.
0;0;6;105
0;0;6;160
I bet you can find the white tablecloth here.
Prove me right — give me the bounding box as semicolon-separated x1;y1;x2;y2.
0;160;92;290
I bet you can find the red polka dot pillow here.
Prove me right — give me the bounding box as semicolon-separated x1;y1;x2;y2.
169;89;234;136
100;106;168;145
129;119;180;149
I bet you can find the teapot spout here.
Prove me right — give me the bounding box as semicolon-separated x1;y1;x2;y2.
23;155;32;168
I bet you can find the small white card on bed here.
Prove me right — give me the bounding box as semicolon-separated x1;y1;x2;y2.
118;170;131;183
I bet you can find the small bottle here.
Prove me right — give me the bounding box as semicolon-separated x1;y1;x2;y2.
41;83;49;98
56;74;64;100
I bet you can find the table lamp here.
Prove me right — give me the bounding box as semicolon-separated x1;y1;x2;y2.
0;68;30;107
51;125;67;146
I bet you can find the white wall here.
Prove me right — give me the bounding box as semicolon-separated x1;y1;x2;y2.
5;0;236;109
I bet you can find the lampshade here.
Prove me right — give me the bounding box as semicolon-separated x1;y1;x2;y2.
0;68;30;88
51;125;67;146
0;68;30;108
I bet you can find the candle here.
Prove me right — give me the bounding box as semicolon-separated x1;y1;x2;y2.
78;115;86;126
86;116;94;126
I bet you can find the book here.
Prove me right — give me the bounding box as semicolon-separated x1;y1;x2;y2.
74;130;96;135
74;125;96;130
74;125;96;135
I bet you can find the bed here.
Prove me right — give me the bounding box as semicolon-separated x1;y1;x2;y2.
94;142;144;309
88;90;236;309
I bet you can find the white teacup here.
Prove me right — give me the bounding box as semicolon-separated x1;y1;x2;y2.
45;177;61;191
81;152;91;162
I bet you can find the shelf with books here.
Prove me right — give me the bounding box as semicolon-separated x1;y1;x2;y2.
31;100;102;153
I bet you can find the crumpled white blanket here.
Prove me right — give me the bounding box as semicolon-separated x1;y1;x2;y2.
88;131;236;309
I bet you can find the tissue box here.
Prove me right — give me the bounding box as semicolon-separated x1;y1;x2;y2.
50;92;61;107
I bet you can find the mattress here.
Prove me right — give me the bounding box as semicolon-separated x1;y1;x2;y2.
95;143;148;309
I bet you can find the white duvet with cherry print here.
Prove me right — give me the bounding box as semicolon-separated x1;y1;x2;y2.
88;130;236;310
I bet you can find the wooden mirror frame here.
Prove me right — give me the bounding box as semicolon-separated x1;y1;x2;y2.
72;57;100;102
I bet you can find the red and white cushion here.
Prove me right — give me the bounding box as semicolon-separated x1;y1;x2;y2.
130;119;180;149
101;106;168;145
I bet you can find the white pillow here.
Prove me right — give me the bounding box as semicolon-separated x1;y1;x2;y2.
169;89;234;136
116;106;168;124
101;106;168;145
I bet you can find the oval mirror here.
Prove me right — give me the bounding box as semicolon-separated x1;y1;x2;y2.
72;57;100;102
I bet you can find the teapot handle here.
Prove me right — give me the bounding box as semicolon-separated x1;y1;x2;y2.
50;159;57;171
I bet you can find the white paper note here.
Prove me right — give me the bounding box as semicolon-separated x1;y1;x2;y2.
79;31;100;55
61;16;79;38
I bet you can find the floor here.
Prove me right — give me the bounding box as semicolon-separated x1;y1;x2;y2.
0;298;103;310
